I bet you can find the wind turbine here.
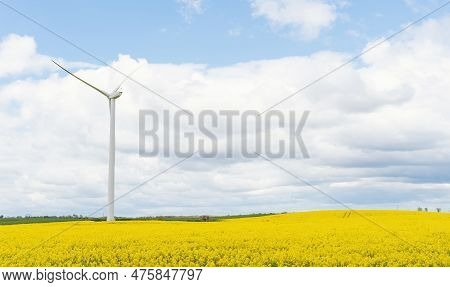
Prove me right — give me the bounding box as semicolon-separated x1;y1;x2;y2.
53;60;141;222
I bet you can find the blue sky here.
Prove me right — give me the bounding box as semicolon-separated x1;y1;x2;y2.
0;0;443;66
1;0;450;216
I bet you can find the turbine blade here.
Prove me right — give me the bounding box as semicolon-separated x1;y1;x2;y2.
112;64;143;93
52;60;110;98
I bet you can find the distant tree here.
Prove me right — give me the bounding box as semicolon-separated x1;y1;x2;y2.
424;208;428;212
437;208;441;213
200;215;210;222
0;215;3;219
417;207;422;211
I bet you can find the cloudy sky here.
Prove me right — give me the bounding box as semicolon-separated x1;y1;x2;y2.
1;0;450;216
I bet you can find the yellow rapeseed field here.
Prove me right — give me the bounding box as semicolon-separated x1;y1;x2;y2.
0;210;449;266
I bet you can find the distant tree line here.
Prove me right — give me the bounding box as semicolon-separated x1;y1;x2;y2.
417;207;442;212
1;214;85;219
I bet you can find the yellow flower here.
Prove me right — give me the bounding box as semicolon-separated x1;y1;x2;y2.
0;210;449;266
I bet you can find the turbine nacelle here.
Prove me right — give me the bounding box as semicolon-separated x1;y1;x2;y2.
109;90;123;99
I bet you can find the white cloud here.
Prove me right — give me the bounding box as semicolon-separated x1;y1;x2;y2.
177;0;203;21
0;34;52;78
0;34;95;78
250;0;338;40
404;0;441;13
2;15;450;216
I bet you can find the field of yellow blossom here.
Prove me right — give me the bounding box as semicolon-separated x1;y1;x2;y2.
0;210;449;266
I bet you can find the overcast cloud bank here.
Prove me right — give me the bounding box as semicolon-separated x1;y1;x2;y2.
1;15;450;216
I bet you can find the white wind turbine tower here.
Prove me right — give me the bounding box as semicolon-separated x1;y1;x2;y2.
53;60;141;222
